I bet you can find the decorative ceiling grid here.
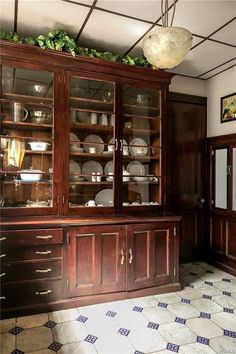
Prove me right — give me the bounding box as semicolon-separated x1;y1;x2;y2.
0;0;235;80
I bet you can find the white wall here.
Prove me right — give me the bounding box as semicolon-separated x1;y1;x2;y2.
170;75;206;96
206;66;236;137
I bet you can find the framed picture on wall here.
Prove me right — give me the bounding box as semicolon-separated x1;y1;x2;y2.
221;93;236;123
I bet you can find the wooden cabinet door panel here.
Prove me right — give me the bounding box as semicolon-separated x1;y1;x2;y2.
68;225;126;297
226;219;236;266
127;223;175;290
209;216;225;261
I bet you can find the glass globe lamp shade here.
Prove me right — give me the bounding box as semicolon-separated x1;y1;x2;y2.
142;27;193;69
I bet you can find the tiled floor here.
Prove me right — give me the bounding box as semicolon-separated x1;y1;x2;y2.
1;262;236;354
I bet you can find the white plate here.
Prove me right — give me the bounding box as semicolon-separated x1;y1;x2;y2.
104;160;113;175
82;160;103;181
95;189;113;206
129;138;148;156
83;135;104;154
127;161;145;176
69;160;81;180
70;133;80;142
123;139;129;155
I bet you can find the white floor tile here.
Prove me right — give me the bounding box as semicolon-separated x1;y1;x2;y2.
16;326;53;352
0;332;15;354
49;308;80;323
129;326;167;353
212;294;236;309
154;292;181;303
194;283;223;297
210;335;236;353
0;318;16;333
94;333;135;354
211;311;236;331
58;340;97;354
213;280;236;293
158;321;196;345
179;342;217;354
168;302;200;319
186;318;223;338
176;287;203;300
191;298;223;314
52;320;88;345
17;313;49;329
142;306;175;324
130;295;159;308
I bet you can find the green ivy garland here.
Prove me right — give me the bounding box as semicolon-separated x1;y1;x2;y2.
0;29;152;69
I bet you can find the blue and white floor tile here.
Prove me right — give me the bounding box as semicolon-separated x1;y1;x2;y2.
1;262;236;354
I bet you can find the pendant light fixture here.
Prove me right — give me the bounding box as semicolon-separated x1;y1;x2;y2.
142;0;193;69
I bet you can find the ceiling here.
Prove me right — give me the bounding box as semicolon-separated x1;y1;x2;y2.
1;0;236;80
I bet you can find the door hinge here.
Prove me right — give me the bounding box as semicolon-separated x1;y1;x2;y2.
66;279;69;289
174;226;177;236
211;200;214;206
211;150;215;156
227;165;232;175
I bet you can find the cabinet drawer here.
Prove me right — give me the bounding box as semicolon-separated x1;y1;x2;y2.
1;260;62;283
1;279;64;309
1;245;62;263
0;228;63;247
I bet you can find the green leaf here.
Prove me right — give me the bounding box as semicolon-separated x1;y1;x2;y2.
24;37;36;45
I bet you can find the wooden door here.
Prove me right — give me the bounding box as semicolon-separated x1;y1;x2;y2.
127;222;175;290
168;93;207;262
67;224;126;297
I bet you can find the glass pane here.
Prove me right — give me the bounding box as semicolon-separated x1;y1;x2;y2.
122;84;161;207
0;65;54;208
215;149;227;209
69;77;115;208
233;148;236;211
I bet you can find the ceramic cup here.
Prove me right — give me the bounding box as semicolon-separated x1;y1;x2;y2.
89;147;96;154
90;112;98;125
85;200;96;207
108;144;114;152
99;113;108;126
13;102;28;122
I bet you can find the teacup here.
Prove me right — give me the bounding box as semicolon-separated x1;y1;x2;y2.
99;113;108;126
90;112;97;125
85;200;96;207
89;147;96;154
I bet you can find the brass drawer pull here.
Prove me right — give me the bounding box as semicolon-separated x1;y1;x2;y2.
129;248;133;264
0;272;6;278
0;296;6;300
36;235;53;240
120;249;124;265
0;237;6;241
35;250;52;255
35;268;52;273
0;254;6;258
35;290;52;295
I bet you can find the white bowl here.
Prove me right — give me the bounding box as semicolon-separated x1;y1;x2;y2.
29;141;49;151
20;169;43;182
133;176;148;182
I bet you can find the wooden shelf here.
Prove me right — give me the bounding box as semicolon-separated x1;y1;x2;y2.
2;93;53;104
71;107;114;115
1;120;53;131
124;113;159;120
2;180;51;185
0;135;53;142
123;128;158;136
70;96;114;105
123;155;159;161
70;181;113;185
71;123;113;133
124;103;159;111
69;152;113;159
1;98;53;108
24;150;52;155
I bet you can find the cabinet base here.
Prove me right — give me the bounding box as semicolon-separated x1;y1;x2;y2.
1;282;181;319
207;259;236;277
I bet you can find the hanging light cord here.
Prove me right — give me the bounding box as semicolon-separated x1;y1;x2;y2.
161;0;176;27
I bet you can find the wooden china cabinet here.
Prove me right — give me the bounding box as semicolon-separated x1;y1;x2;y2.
0;40;181;318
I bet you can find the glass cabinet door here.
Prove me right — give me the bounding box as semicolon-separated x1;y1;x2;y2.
0;65;54;212
121;84;162;207
68;76;115;209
